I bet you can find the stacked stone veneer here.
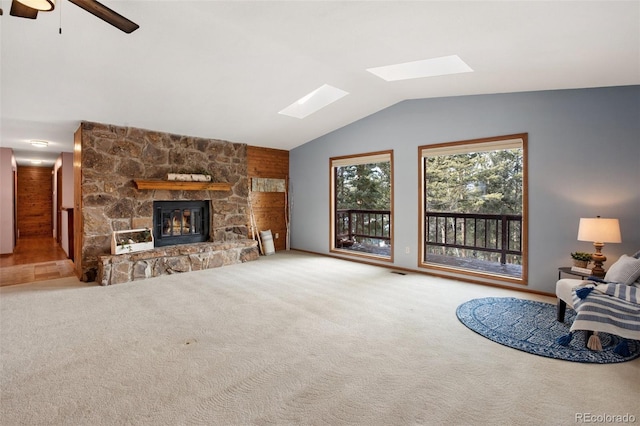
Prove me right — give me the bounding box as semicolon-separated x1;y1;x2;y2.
80;121;253;282
97;240;259;285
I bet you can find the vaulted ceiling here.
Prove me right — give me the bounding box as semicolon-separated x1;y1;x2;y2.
1;1;638;166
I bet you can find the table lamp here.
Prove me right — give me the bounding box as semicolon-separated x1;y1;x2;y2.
577;216;621;277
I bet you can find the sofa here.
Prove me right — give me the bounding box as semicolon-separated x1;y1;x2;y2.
555;251;640;350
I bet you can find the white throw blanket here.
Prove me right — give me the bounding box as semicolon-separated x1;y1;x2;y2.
571;283;640;341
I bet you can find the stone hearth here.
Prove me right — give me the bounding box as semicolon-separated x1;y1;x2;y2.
97;240;259;285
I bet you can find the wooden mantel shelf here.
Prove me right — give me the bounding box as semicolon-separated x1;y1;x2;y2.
133;179;232;191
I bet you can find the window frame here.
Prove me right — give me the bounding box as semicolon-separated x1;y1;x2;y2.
330;150;394;262
418;134;528;285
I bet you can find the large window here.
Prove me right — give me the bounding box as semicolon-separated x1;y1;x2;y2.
330;151;393;261
419;134;527;284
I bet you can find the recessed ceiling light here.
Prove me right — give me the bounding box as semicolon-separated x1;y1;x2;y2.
279;84;349;119
30;160;43;165
366;55;473;82
30;140;49;148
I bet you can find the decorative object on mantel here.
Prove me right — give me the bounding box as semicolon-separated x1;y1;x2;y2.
570;251;592;269
167;173;212;182
111;228;154;255
133;179;231;191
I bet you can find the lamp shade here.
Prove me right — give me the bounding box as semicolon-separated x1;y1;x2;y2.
577;218;622;243
17;0;55;11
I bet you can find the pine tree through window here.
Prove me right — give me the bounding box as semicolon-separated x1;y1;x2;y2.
330;151;393;261
419;134;528;284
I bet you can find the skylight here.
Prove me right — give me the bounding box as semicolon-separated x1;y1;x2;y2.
279;84;349;119
366;55;473;82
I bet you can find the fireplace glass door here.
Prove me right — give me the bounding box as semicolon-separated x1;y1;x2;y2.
162;209;202;236
154;201;209;247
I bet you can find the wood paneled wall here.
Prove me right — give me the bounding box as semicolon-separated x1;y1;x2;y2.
73;127;83;278
17;166;53;238
247;146;289;252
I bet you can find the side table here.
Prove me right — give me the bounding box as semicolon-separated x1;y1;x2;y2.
556;267;591;323
557;266;592;280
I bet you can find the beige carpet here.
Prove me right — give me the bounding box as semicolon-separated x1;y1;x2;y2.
1;251;638;425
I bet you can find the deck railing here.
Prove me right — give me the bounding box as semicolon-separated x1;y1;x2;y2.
336;209;391;245
425;212;522;264
335;210;522;264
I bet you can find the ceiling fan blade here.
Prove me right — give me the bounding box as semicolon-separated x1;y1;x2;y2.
10;0;39;19
68;0;139;33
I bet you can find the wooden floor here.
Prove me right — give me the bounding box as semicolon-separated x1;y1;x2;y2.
0;237;75;287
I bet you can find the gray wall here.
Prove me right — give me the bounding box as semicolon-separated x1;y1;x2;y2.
289;86;640;294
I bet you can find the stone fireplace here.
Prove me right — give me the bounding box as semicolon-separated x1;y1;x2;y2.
77;122;258;282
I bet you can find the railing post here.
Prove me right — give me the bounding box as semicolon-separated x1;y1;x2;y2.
500;215;508;265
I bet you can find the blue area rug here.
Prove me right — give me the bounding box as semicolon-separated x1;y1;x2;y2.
456;297;640;363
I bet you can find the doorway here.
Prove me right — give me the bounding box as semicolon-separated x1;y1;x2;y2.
0;166;74;286
17;166;53;238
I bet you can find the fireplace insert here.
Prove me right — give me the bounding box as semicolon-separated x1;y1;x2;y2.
153;201;210;247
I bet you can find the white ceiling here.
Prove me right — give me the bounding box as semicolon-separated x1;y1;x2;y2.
1;1;639;166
